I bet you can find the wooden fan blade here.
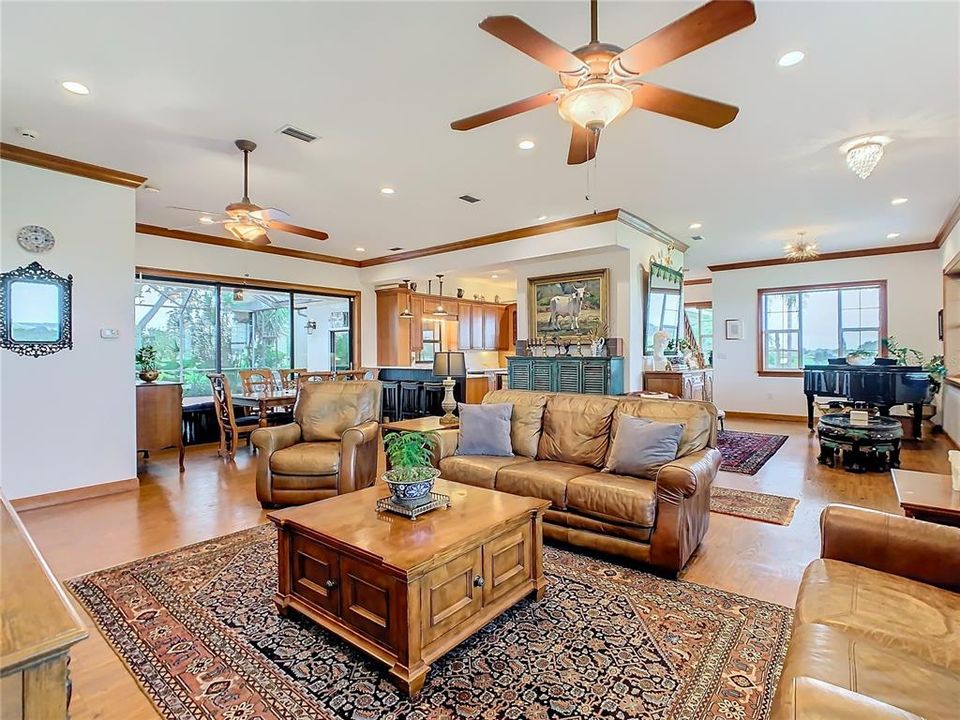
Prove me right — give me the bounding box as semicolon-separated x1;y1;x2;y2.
250;207;290;222
629;83;738;128
612;1;756;77
567;125;600;165
479;16;588;75
265;220;329;241
168;205;224;216
451;91;559;131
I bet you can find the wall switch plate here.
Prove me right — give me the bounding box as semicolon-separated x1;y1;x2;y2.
100;328;120;339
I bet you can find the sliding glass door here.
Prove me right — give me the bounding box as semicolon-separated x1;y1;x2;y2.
292;293;352;371
220;288;291;389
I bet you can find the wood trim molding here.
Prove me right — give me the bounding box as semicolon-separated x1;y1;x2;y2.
724;411;806;423
684;277;712;286
1;142;147;188
359;208;686;267
934;197;960;249
136;224;362;267
11;477;139;512
708;241;938;272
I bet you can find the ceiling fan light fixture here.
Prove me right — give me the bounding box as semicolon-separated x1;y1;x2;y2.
224;220;267;243
557;82;632;130
839;135;891;180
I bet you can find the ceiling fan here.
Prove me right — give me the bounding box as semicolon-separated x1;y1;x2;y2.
169;139;328;245
451;0;756;164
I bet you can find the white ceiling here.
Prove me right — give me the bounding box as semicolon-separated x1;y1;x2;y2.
2;1;958;273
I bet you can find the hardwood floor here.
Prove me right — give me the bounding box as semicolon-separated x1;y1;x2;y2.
17;418;955;720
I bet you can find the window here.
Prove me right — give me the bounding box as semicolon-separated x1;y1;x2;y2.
135;275;355;398
684;303;713;364
758;281;886;374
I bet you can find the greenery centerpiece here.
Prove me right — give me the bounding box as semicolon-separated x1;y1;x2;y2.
881;336;946;422
382;431;441;507
135;345;161;382
845;348;876;366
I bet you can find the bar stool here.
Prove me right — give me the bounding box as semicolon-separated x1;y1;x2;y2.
381;381;399;422
399;381;422;420
422;382;445;417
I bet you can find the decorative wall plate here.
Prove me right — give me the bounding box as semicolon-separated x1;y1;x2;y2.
16;225;55;253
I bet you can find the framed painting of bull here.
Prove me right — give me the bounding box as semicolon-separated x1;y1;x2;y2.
527;269;609;343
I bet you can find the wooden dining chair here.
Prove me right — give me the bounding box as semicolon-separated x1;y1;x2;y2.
279;368;307;390
298;371;332;387
239;368;277;394
207;373;259;460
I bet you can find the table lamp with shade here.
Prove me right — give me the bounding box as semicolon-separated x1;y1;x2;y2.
432;351;466;425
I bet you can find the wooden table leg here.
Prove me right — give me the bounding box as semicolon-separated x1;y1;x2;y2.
389;662;430;697
258;399;269;428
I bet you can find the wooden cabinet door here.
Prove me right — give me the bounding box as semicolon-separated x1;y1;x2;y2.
508;358;532;390
471;306;484;350
339;556;398;649
458;304;472;350
420;547;484;646
482;524;532;605
683;373;704;400
482;306;498;349
703;370;714;402
290;535;340;616
556;360;582;393
531;360;553;391
582;360;608;394
410;297;424;352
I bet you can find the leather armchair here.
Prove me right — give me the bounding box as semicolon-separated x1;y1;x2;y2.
252;380;382;507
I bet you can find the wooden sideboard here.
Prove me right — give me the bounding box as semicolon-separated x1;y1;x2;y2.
136;382;185;471
1;494;87;720
644;369;714;401
507;356;625;395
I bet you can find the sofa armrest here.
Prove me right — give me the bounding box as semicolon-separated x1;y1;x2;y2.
434;428;460;465
656;448;721;499
820;504;960;592
339;420;380;494
783;677;922;720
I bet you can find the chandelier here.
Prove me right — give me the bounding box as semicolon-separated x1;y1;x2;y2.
784;231;819;261
839;135;891;180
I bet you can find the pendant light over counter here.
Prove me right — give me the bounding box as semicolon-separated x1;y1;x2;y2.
432;274;449;316
397;275;457;318
398;279;413;318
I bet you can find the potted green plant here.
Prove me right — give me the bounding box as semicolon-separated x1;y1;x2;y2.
382;431;441;507
845;349;876;366
135;345;161;382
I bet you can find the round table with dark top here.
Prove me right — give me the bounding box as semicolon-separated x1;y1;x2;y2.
816;413;903;473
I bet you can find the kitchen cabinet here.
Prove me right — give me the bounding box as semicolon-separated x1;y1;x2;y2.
482;305;499;350
500;304;517;352
471;306;484;350
458;304;472;349
410;296;423;352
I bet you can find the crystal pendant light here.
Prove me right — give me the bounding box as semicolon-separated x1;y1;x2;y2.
840;136;891;180
784;231;819;261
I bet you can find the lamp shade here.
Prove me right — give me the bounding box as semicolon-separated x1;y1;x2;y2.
433;351;466;378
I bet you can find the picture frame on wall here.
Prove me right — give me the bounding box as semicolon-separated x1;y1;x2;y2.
527;268;609;343
725;319;743;340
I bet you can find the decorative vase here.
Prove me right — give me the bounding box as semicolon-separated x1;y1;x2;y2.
138;370;159;382
409;282;417;292
382;466;441;507
456;288;464;298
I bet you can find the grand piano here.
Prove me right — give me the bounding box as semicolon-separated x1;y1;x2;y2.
803;364;931;439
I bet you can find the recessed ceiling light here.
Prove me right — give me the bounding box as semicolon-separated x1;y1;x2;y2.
61;80;90;95
355;247;366;252
689;222;702;230
891;197;909;206
491;274;499;279
777;50;805;67
380;187;395;195
518;139;536;150
199;216;215;224
537;214;548;221
886;233;901;239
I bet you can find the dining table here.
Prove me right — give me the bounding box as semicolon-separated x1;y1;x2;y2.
232;389;298;428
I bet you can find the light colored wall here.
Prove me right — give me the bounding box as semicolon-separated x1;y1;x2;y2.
1;162;136;499
939;222;960;444
684;281;712;305
712;251;943;416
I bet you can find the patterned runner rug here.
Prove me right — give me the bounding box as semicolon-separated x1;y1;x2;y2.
711;487;799;526
716;430;789;475
68;525;792;720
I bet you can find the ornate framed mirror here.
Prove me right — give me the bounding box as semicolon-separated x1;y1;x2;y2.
0;261;73;357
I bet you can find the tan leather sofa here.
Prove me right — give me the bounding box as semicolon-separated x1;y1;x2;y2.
438;389;721;573
251;380;382;507
772;504;960;720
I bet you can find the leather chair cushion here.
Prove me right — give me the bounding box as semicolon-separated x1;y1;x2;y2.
612;397;714;457
495;460;594;510
566;473;658;527
795;559;960;673
438;455;532;489
773;623;960;720
270;442;340;476
295;381;382;442
270;476;338;493
484;390;548;457
537;394;618;468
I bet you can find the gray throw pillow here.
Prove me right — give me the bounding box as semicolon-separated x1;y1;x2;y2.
604;415;683;478
456;403;514;457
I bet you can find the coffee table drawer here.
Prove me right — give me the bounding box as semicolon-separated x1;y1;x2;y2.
290;534;340;616
421;547;483;645
483;523;532;605
340;556;398;649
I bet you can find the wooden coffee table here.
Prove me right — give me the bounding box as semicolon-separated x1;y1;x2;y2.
267;479;549;696
891;469;960;526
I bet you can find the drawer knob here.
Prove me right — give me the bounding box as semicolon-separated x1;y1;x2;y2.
473;575;484;588
324;579;338;590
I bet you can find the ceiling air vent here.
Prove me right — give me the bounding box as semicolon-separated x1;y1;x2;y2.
690;235;705;242
389;247;404;252
458;194;481;204
277;125;319;143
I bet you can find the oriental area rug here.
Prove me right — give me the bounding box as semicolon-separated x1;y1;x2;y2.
68;525;792;720
710;487;799;526
716;431;789;475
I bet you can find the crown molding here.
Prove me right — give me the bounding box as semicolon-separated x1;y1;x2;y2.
708;240;939;272
615;210;689;252
136;224;362;267
1;142;147;188
934;197;960;248
683;277;712;286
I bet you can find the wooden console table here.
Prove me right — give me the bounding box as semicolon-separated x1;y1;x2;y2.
136;381;185;472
